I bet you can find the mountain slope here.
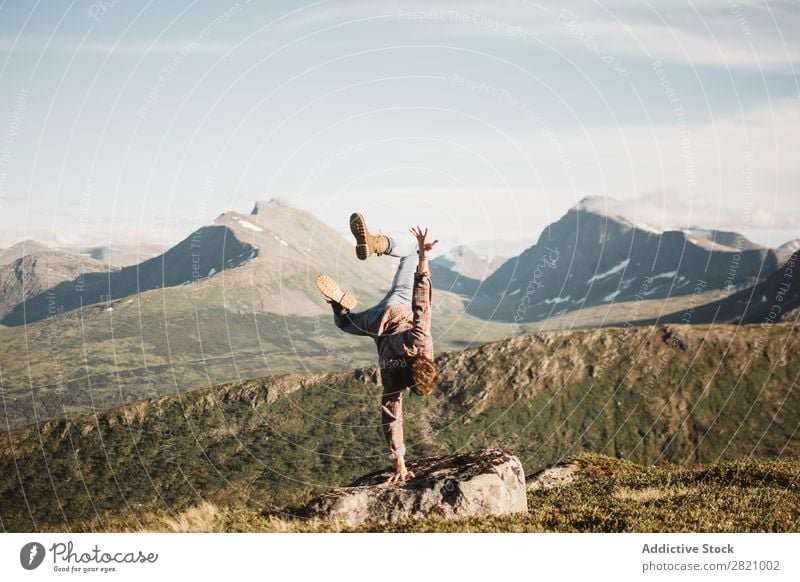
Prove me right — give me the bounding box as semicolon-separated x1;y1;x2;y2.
1;199;406;326
2;322;797;531
780;238;800;252
77;243;168;267
468;196;788;323
430;245;505;298
680;228;764;251
431;245;506;280
0;199;503;428
1;224;255;326
0;248;113;319
0;239;51;265
633;250;799;325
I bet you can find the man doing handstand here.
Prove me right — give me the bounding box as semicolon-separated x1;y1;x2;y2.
316;212;438;483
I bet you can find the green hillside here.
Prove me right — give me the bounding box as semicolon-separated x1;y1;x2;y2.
1;323;798;532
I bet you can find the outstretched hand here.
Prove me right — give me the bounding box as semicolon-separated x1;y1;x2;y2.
410;225;439;255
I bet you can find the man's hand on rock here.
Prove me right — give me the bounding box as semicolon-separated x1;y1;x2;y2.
388;456;415;483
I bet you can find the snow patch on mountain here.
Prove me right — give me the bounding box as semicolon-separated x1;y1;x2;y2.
587;259;630;284
237;219;263;233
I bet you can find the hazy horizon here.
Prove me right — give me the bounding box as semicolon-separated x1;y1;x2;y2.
0;194;796;259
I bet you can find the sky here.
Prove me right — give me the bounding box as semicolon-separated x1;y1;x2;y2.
0;0;798;256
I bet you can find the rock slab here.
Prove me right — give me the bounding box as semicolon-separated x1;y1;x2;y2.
303;448;528;527
526;461;580;491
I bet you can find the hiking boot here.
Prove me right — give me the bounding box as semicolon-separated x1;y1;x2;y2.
350;212;389;260
316;274;358;311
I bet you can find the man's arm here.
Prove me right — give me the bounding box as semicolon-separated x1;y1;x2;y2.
380;367;415;482
409;269;432;350
409;225;438;271
380;380;406;460
408;225;436;352
417;249;429;275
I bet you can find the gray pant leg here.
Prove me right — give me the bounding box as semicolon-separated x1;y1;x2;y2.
380;232;418;307
334;305;384;336
385;231;417;258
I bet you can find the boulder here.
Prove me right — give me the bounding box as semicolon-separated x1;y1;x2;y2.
303;448;527;527
526;461;580;491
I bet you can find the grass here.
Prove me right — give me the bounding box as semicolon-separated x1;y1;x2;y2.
2;323;798;532
40;453;800;533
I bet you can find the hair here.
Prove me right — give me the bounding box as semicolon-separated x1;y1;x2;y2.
409;355;437;396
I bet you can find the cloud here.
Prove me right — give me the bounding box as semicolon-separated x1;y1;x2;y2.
2;1;797;70
0;37;246;57
279;0;800;72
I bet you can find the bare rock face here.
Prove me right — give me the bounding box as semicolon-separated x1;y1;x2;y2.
303;448;527;527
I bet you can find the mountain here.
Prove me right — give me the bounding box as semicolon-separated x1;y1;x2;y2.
633;250;799;325
2;322;797;531
0;196;789;430
780;238;800;252
0;239;51;265
432;245;506;280
0;246;112;319
429;245;505;297
1;198;401;326
679;227;764;251
0;198;512;428
467;196;789;323
76;243;168;267
1;223;255;326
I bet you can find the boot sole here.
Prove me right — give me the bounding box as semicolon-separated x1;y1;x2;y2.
349;212;372;260
316;274;357;311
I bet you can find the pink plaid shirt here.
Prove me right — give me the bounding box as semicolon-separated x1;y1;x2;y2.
373;269;433;460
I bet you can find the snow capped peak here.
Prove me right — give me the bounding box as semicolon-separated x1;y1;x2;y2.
572;196;662;234
573;195;617;213
779;238;800;252
251;197;291;215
